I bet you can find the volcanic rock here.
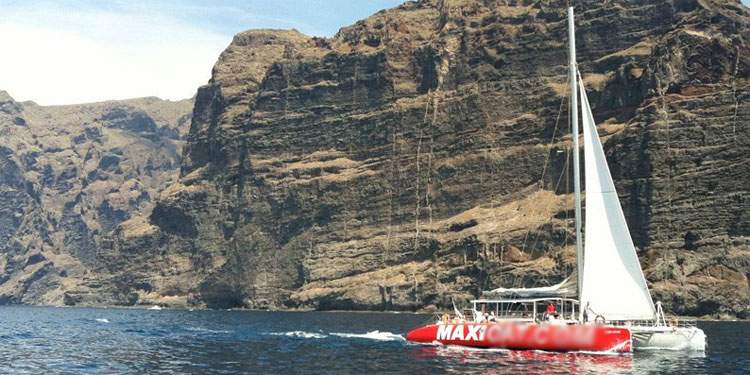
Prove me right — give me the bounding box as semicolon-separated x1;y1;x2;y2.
5;0;750;318
0;92;192;305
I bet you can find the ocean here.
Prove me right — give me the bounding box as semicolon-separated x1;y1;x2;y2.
0;306;746;374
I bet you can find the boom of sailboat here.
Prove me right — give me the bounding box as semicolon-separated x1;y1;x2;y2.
405;6;706;353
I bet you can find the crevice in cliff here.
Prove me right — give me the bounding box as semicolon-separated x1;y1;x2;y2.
731;44;740;145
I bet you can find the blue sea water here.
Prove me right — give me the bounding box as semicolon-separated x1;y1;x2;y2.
0;306;747;374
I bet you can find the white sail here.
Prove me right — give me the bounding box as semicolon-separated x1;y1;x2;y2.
483;273;577;299
578;77;656;321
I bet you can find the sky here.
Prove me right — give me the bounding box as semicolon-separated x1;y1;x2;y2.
0;0;404;105
2;0;748;105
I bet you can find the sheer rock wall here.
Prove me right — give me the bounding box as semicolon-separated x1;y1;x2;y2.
0;92;192;305
7;0;748;318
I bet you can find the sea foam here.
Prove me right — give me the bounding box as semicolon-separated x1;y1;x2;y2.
268;331;327;339
330;330;405;342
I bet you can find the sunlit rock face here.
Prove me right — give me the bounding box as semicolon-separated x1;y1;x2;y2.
8;0;749;318
0;91;192;305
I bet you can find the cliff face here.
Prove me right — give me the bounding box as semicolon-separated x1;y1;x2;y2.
0;91;192;304
26;0;750;317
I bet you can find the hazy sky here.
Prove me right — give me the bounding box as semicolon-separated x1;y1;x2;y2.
2;0;748;105
0;0;403;105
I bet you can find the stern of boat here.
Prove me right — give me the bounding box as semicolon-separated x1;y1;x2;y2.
632;326;706;351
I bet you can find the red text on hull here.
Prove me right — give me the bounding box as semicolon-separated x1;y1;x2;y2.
406;322;631;353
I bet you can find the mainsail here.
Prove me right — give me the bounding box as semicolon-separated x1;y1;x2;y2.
578;77;656;321
479;7;655;323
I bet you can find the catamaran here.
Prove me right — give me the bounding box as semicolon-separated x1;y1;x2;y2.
406;7;706;353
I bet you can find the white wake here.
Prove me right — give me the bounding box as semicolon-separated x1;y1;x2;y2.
330;330;405;342
185;327;231;334
268;331;327;339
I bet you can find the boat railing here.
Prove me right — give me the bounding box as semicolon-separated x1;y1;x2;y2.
611;317;698;328
431;312;700;329
663;317;699;328
434;298;580;324
432;312;469;324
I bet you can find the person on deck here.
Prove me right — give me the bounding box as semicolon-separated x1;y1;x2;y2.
489;311;497;322
583;303;589;323
546;303;558;321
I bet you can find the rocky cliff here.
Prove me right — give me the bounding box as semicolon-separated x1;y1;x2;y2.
0;91;192;304
7;0;749;318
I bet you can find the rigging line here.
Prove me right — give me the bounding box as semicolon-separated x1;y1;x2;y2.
564;63;573;275
563;147;572;274
531;159;570;260
539;82;570;186
554;148;572;196
521;84;569;253
529;147;573;257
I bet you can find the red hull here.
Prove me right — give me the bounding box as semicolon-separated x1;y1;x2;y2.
406;322;631;353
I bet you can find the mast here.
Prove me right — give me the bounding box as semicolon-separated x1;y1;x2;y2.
568;6;584;313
